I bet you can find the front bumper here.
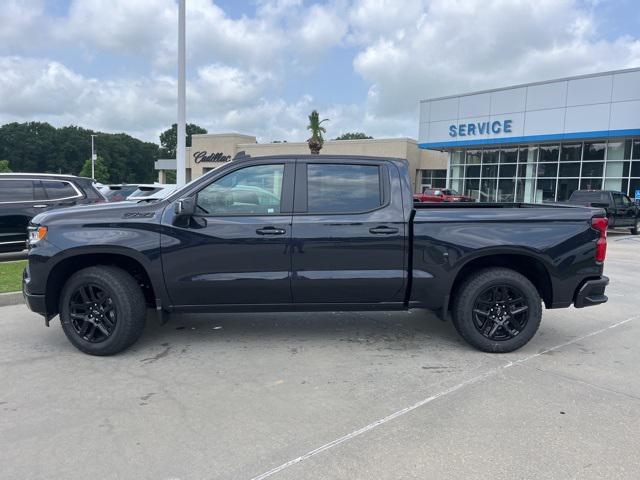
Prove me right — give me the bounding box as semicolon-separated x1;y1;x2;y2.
22;266;47;316
574;276;609;308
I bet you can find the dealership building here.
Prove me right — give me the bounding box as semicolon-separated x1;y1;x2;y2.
418;67;640;202
155;134;448;192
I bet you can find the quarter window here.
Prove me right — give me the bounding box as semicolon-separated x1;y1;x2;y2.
196;164;284;215
307;164;382;214
43;181;79;200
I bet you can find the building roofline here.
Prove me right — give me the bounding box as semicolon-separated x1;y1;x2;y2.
420;66;640;104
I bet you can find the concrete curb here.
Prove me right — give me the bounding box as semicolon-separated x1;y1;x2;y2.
0;291;24;307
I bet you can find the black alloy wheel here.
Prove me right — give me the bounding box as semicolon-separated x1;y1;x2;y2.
472;284;529;341
68;283;117;343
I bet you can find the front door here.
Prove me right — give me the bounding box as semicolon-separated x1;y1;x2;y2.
161;162;294;306
612;193;635;227
290;160;406;304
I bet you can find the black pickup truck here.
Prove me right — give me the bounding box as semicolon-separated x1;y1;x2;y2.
567;190;639;235
23;155;609;356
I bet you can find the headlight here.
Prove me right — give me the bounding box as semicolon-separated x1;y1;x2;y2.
28;226;48;244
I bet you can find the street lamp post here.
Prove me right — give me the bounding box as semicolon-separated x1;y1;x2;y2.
90;134;97;179
176;0;186;187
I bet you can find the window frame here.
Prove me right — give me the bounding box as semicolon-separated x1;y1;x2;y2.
294;160;390;215
191;161;294;217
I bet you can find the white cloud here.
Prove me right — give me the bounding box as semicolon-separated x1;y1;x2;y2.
352;0;640;117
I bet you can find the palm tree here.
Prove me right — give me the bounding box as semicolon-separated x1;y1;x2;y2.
306;110;329;155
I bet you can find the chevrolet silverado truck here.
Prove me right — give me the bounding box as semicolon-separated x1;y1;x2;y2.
23;155;610;356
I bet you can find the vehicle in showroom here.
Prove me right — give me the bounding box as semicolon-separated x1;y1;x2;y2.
0;173;105;253
413;188;476;203
23;155;609;356
566;190;639;235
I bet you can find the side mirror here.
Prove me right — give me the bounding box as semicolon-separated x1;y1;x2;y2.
174;197;196;216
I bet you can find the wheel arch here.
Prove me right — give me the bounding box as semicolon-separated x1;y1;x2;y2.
449;251;554;310
45;248;160;315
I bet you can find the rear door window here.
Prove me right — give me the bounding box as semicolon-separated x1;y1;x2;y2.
43;180;80;200
306;164;382;214
0;179;36;202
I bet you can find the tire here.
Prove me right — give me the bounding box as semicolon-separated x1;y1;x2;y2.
451;268;542;353
630;219;639;235
59;266;147;356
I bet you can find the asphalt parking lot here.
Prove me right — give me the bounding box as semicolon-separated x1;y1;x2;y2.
2;233;640;480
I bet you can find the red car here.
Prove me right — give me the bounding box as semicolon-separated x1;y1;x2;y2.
413;188;476;203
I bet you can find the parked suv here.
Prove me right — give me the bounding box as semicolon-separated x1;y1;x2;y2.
0;173;105;252
567;190;639;235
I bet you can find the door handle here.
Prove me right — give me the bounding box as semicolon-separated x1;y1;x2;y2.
256;227;286;235
369;226;399;235
33;204;49;209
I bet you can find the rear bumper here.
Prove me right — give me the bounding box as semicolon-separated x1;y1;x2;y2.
574;276;609;308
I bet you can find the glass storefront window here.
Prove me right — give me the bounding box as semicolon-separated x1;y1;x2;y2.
465;179;480;200
450;178;464;193
607;140;632;160
479;178;497;202
536;179;556;202
466;150;482;164
604;178;628;194
537;163;558;178
451;150;465;164
450;165;464;179
560;143;581;162
630;179;640;198
483;149;499;163
465;165;480;178
634;141;640;160
559;162;581;177
481;164;498;177
583;142;606;160
581;162;604;178
519;147;537;163
499;164;517;178
497;179;515;202
500;148;518;163
580;178;602;190
516;178;536;203
557;179;579;202
538;145;559;162
605;162;630;178
631;162;640;177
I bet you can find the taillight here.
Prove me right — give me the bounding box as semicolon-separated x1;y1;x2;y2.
591;217;608;263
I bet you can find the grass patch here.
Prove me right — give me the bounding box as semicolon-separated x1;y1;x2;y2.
0;260;26;293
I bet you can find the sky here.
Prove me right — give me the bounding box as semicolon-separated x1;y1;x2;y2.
0;0;639;145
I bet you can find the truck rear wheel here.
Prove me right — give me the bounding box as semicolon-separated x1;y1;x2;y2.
59;266;146;356
451;268;542;353
630;219;639;235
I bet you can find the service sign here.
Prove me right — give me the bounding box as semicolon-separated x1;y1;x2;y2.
449;119;513;138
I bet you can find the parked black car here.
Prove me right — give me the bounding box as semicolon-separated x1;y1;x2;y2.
567;190;639;235
0;173;105;252
23;155;609;356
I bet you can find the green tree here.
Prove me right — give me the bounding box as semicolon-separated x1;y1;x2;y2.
0;160;11;172
79;157;110;183
306;110;329;155
334;132;373;140
159;123;208;158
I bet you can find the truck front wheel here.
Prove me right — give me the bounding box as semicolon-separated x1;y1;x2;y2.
451;268;542;353
59;266;147;356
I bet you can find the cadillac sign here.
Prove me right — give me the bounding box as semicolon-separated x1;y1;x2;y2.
193;151;232;163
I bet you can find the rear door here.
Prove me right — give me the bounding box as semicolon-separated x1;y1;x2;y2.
41;179;83;209
612;192;634;227
290;159;406;304
0;178;41;251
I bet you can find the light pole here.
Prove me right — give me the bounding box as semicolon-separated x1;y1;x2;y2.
176;0;186;186
90;134;97;179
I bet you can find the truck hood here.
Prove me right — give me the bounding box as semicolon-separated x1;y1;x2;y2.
32;200;166;225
